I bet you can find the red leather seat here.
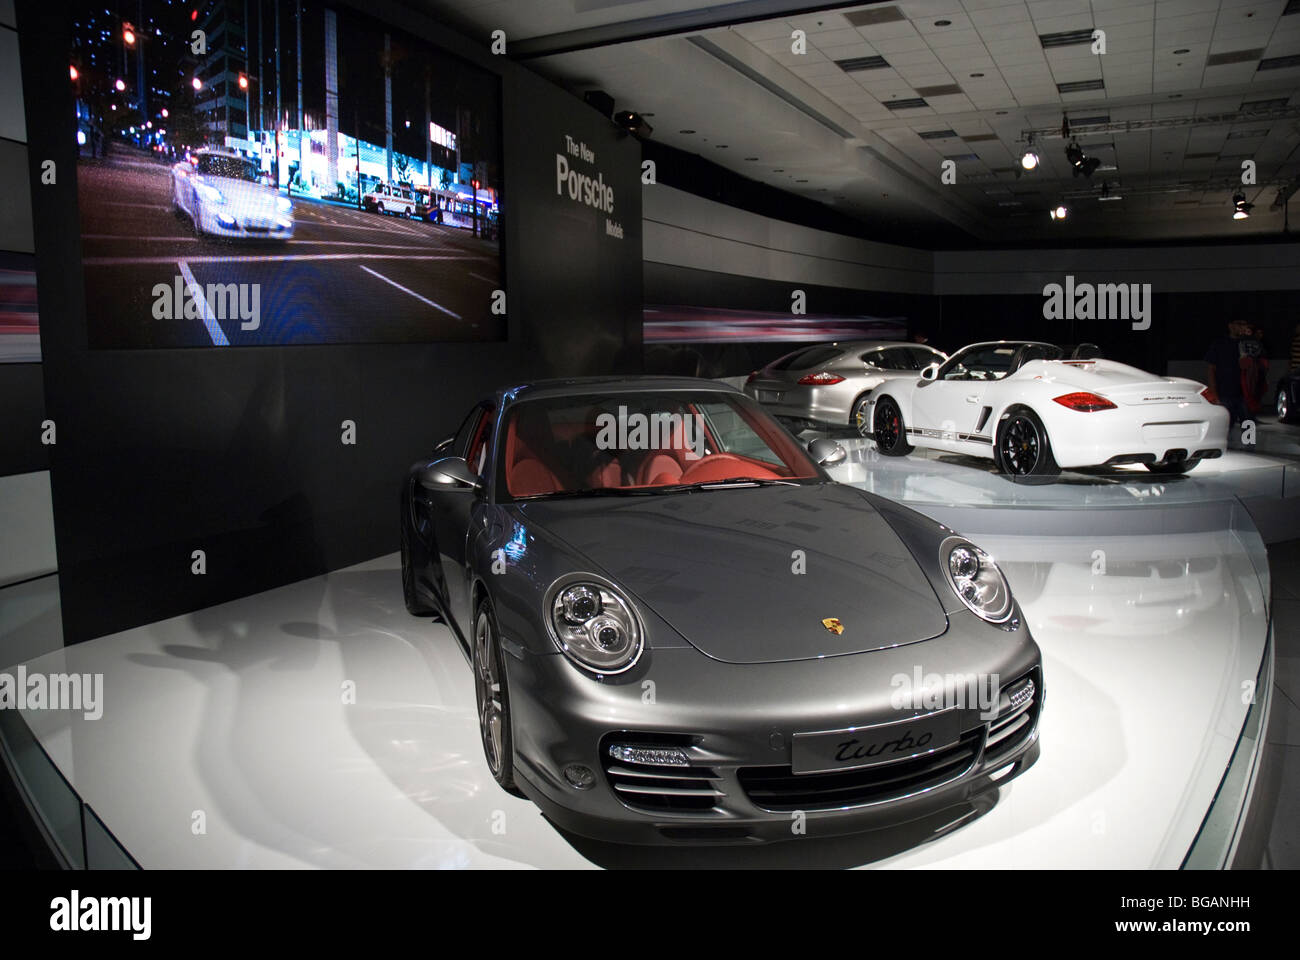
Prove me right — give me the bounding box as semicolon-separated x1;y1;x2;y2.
506;407;562;497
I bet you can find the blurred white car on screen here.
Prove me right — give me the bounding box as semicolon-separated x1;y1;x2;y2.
172;148;293;240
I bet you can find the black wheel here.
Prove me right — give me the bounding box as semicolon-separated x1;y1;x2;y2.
1144;457;1200;476
996;408;1059;479
873;396;913;456
852;394;875;437
474;598;521;795
400;489;436;617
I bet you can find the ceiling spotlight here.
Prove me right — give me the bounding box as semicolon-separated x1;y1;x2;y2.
1049;204;1069;221
1232;192;1253;219
1066;139;1101;178
613;110;653;139
1020;149;1039;171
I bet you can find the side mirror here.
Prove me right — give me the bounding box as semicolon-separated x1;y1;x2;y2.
920;363;939;382
418;457;482;492
807;438;847;467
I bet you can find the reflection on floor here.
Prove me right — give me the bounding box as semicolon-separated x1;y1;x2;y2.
1;468;1284;868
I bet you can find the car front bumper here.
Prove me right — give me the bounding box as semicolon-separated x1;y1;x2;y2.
199;207;294;239
503;631;1043;845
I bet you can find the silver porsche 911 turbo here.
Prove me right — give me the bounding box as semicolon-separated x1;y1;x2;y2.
400;376;1042;844
744;340;947;433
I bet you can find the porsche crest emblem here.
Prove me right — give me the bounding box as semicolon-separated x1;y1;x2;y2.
821;617;844;635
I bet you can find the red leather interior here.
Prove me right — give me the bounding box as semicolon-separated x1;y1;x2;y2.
506;406;562;497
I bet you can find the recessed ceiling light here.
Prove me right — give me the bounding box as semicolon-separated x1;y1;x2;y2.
970;72;984;78
716;144;728;148
795;178;808;183
773;168;784;172
996;110;1008;115
744;156;758;161
1173;48;1189;54
1168;93;1182;99
935;19;951;26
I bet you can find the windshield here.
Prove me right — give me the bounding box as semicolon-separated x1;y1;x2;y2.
196;155;259;182
497;391;821;500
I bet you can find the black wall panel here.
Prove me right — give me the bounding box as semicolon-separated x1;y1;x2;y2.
16;0;643;644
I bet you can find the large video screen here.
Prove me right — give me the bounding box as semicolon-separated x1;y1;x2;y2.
70;1;504;347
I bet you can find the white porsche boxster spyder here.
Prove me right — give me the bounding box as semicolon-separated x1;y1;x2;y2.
870;341;1229;478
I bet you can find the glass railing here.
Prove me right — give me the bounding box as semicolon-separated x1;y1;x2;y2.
0;708;139;869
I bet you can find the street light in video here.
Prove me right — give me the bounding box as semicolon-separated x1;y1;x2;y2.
122;26;136;46
115;78;126;92
191;76;203;92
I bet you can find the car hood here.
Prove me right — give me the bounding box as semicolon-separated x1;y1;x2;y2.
200;177;281;209
513;483;948;664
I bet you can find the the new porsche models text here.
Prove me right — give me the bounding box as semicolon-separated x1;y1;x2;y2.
399;376;1043;844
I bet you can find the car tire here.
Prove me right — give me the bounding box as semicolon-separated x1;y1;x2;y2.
1144;457;1201;476
851;394;875;437
996;408;1060;480
400;489;437;617
473;597;521;796
377;202;385;215
873;396;913;456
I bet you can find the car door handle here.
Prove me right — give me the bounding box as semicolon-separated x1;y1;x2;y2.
966;395;980;403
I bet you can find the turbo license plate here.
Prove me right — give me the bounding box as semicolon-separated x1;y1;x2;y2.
791;711;962;775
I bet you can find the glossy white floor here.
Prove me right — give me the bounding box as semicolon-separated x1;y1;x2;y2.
3;446;1288;869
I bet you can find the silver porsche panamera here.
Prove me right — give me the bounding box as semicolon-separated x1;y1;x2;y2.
744;340;948;433
400;376;1042;844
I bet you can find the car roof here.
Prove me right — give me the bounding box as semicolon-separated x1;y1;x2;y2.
194;147;243;158
954;340;1059;352
498;375;742;405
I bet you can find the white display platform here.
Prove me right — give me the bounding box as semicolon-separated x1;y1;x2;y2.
2;447;1283;868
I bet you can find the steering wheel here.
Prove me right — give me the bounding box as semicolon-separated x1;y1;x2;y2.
679;453;781;484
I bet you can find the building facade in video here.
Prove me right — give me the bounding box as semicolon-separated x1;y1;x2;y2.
71;0;504;347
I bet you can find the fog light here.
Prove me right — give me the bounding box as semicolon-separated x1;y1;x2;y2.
608;744;690;766
216;214;237;229
563;764;596;789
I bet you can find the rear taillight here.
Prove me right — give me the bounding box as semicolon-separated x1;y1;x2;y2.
745;370;759;384
798;372;846;386
1053;391;1116;412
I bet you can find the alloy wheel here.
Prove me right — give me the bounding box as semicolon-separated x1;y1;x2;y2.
999;416;1040;475
1279;391;1289;421
875;399;901;449
474;610;504;776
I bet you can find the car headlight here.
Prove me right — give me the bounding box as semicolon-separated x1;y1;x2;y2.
276;196;292;212
941;537;1013;623
546;575;643;674
195;183;225;204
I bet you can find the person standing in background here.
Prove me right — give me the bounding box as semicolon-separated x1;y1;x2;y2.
1205;318;1250;426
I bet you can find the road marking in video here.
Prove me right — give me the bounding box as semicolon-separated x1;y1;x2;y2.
176;260;231;346
469;272;495;283
358;264;461;318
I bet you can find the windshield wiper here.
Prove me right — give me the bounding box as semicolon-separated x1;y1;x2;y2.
673;477;804;491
